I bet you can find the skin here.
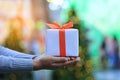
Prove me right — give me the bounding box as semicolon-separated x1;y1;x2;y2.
33;54;80;70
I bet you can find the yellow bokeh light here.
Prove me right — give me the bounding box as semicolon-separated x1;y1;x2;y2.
47;0;52;3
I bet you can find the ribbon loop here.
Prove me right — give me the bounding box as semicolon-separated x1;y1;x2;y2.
47;21;73;29
62;22;73;29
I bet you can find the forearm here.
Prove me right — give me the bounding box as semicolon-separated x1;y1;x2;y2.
0;55;33;73
0;46;36;59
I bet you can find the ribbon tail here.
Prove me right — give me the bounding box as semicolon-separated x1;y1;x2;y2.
46;23;59;29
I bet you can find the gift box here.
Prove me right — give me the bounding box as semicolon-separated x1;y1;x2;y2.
46;22;79;57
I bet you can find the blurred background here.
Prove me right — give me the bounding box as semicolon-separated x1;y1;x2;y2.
0;0;120;80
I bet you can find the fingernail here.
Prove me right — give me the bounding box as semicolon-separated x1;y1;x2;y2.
65;58;69;61
65;58;68;61
76;58;80;62
68;57;71;61
72;57;75;60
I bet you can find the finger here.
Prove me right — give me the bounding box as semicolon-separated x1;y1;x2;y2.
70;57;75;60
52;63;67;69
51;57;80;69
52;59;77;68
52;57;69;63
66;57;70;61
64;58;80;66
74;57;80;62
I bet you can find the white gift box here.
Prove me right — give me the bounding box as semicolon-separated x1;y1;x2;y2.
46;29;79;57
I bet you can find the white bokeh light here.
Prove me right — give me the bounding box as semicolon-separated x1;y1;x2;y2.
48;0;68;11
49;2;60;11
52;0;64;6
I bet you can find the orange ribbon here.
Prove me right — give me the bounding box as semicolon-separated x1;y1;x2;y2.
47;21;73;57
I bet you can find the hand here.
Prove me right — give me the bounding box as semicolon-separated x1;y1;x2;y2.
33;54;80;70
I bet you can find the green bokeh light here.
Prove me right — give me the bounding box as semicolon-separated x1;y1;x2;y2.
61;0;120;69
62;0;120;35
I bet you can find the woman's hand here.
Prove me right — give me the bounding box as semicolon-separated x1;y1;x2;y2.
33;54;80;70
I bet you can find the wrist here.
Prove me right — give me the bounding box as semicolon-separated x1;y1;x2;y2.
33;59;38;70
32;56;42;70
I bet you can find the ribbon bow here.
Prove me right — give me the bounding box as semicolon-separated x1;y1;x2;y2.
47;21;73;29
